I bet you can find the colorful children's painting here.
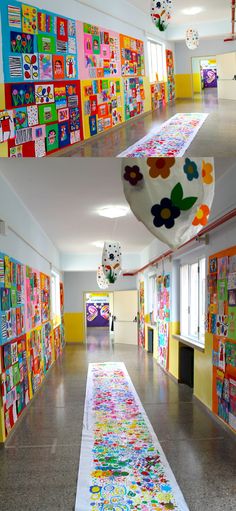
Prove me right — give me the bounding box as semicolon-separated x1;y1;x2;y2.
75;362;189;511
39;53;53;80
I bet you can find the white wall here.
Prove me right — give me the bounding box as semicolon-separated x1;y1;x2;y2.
167;19;230;43
61;252;141;272
64;271;137;312
0;173;60;274
175;38;236;74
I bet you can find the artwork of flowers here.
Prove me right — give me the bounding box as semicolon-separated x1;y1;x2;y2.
122;158;215;249
10;32;34;53
75;363;189;511
35;84;54;105
23;54;39;80
11;84;35;106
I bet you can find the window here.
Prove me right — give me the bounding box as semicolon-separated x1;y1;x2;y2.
147;39;164;83
51;270;61;328
180;258;206;344
148;273;158;323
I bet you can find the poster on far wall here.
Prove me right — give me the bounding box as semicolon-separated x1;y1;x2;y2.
86;302;109;327
203;68;217;88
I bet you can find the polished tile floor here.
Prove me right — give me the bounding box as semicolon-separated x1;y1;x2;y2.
0;328;236;510
56;89;236;158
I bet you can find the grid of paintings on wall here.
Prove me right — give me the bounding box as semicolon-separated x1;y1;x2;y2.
0;251;64;438
0;253;25;345
209;248;236;432
0;1;154;155
80;23;121;79
166;49;175;102
157;274;170;370
1;335;29;436
123;77;145;121
120;34;145;76
81;78;123;138
150;82;166;110
0;0;83;156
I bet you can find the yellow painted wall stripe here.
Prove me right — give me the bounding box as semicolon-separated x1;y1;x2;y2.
64;312;85;343
175;74;193;98
194;333;213;410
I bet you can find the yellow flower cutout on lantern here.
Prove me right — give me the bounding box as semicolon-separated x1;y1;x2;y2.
202;161;214;184
192;204;210;226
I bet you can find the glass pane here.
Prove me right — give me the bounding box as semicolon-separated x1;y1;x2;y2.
180;265;189;336
189;263;199;338
199;258;206;343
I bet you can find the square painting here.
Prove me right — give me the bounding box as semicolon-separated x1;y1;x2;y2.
38;103;57;124
46;123;59;152
11;84;35;107
10;32;34;53
14;107;28;130
69;108;80;131
39;54;53;80
23;54;39;81
54;86;67;109
53;56;65;80
38;34;56;54
59;121;70;147
35;84;54;105
57;17;68;41
66;56;77;78
22;4;38;35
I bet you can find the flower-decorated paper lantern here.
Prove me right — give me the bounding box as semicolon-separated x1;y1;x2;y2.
122;158;215;250
102;241;122;284
186;28;199;50
97;265;109;290
150;0;173;32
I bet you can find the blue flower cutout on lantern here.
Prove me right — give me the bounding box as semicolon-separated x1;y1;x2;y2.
184;158;199;181
151;183;198;230
151;198;181;229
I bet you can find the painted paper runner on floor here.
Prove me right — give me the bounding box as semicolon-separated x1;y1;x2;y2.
117;113;208;158
75;362;189;511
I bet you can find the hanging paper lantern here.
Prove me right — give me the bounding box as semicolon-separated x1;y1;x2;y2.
97;265;109;290
121;158;215;250
150;0;173;32
186;28;199;50
102;241;122;284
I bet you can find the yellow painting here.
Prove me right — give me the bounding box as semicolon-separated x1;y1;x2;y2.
22;4;38;35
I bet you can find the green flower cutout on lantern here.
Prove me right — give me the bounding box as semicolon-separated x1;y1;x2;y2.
151;183;198;230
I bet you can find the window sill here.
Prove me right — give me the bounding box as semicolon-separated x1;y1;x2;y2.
173;334;205;352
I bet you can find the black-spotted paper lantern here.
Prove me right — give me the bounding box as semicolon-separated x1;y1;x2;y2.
102;242;122;284
97;265;109;290
186;28;199;50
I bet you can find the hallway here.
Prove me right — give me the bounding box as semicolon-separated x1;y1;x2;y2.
0;329;235;511
55;94;236;158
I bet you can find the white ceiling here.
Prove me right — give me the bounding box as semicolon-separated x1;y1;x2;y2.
0;158;154;256
127;0;230;25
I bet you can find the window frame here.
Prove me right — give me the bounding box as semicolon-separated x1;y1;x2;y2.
147;38;165;83
180;257;206;345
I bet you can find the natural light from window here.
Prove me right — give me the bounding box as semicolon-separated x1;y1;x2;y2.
147;39;164;83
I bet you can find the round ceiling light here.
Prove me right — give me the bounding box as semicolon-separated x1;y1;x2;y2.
182;7;203;16
92;241;104;248
97;205;130;219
